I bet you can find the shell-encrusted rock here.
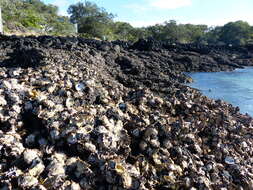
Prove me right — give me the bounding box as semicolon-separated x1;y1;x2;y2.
1;80;12;90
44;153;67;180
144;128;158;139
0;96;7;106
18;175;39;188
115;163;125;174
77;125;93;137
163;172;176;183
29;89;40;99
150;139;160;148
66;98;74;108
4;167;23;178
50;129;61;140
9;68;22;77
1;37;253;190
43;176;65;189
42;99;55;108
66;158;90;178
38;109;56;119
224;156;235;165
168;164;183;175
23;149;41;164
83;142;97;153
52;152;67;163
47;162;65;177
96;116;128;151
32;185;47;190
75;82;86;91
12;105;21;114
65;80;73;89
85;79;95;86
122;173;132;189
48;84;57;93
67;182;81;190
28;160;45;177
55;104;64;112
36;93;48;102
0;134;25;157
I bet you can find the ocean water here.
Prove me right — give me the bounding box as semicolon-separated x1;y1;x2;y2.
187;67;253;116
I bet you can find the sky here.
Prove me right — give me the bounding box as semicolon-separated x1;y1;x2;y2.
43;0;253;27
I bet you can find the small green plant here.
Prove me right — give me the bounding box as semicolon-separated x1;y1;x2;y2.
20;9;43;29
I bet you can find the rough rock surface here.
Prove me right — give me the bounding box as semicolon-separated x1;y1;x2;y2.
0;35;253;190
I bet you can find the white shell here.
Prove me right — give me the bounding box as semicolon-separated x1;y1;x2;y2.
75;82;85;91
224;156;235;165
23;149;39;164
0;96;7;106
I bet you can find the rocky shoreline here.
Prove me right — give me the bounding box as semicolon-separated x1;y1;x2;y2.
0;35;253;189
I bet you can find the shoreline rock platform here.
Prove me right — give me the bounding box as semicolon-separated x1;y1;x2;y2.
0;36;253;189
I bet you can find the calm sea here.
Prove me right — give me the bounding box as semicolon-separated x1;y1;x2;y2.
187;67;253;116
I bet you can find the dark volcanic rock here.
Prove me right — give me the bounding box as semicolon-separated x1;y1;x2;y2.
0;36;253;190
3;47;46;68
131;38;162;51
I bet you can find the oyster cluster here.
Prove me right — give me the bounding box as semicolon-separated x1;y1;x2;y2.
0;36;253;189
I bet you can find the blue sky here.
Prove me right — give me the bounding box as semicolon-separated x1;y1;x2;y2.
43;0;253;27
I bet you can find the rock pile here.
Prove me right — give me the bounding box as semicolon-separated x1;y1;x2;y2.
0;36;253;189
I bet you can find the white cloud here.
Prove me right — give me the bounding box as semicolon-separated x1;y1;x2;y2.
58;9;69;16
148;0;192;9
51;0;69;8
125;0;192;12
124;3;149;12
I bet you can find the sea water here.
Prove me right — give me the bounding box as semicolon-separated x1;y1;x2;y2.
187;67;253;116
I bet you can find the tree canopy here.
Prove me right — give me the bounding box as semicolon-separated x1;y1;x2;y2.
0;0;75;35
219;21;252;45
67;1;114;39
1;0;253;45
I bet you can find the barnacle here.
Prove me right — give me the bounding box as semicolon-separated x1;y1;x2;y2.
163;173;176;183
115;163;125;174
29;89;40;99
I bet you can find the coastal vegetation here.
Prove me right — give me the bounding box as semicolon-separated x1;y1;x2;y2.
0;0;75;35
1;0;253;45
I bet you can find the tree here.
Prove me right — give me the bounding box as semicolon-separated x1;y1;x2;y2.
183;24;208;43
162;20;182;42
112;22;136;41
146;24;165;40
219;21;252;45
0;0;75;35
67;1;114;39
49;16;75;35
0;0;23;22
20;9;43;28
0;7;3;33
201;26;222;44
